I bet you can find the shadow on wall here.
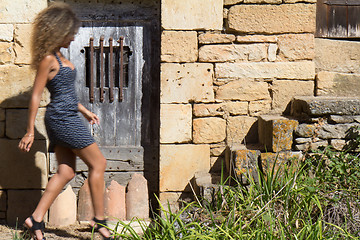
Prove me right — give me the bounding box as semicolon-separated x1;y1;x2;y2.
0;89;47;226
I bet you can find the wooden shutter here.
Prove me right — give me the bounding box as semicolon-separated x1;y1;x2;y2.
316;0;360;38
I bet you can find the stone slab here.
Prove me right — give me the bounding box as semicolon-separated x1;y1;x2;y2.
0;139;48;189
316;71;360;97
77;179;93;221
193;117;226;144
159;144;210;192
216;79;270;101
161;63;214;103
193;102;248;117
49;185;77;227
0;24;13;42
227;116;258;144
162;0;223;30
198;33;236;44
318;123;359;139
105;180;126;221
277;34;315;61
161;31;198;62
236;35;277;43
126;173;149;220
260;151;303;173
249;100;271;116
232;149;261;183
14;24;32;64
215;62;315;80
329;115;357;124
295;124;317;138
160;104;192;143
0;0;47;23
291;96;360;117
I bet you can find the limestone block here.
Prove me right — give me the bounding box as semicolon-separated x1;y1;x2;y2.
199;44;267;62
0;191;6;211
162;0;223;30
224;0;243;5
330;139;346;151
316;71;360;97
223;101;248;115
160;144;210;192
236;35;277;43
0;24;14;42
193;117;226;144
329;115;356;124
291;96;360;117
6;108;47;139
0;139;47;189
0;122;4;138
216;79;270;101
0;0;47;23
233;149;261;182
105;180;126;221
258;115;298;152
77;179;93;221
14;24;32;64
249;100;271;116
267;43;277;62
198;33;235;44
318;123;358;139
215;62;315;80
161;63;214;103
0;108;4;121
228;4;316;34
7;190;44;226
160;104;192;143
49;185;77;227
227;116;258;144
271;80;315;114
244;0;281;3
126;173;149;220
161;31;198;63
0;42;14;64
295;124;317;138
315;38;360;74
193;102;248;117
277;34;315;61
260;151;303;173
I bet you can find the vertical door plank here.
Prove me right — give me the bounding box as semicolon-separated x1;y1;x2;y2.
328;5;348;37
348;6;360;37
316;0;329;37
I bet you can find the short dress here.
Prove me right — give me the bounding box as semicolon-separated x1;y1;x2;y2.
45;53;95;152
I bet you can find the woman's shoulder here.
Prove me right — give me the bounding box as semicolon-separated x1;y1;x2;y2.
38;54;58;70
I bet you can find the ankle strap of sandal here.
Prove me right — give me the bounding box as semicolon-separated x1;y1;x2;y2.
30;216;45;230
93;217;108;229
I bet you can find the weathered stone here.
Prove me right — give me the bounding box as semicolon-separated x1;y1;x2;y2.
104;172;132;188
49;185;77;227
216;79;270;101
329;115;355;124
236;35;277;43
223;8;229;19
162;0;223;30
330;139;346;151
228;4;316;34
316;71;360;97
261;151;303;173
249;100;271;116
14;24;32;64
160;144;210;192
258;115;299;152
267;43;277;62
285;0;316;2
233;149;261;183
295;137;315;144
160;104;192;143
77;179;93;221
193;102;248;117
126;174;149;220
227;116;258;144
215;62;315;80
244;0;281;3
0;122;4;138
291;96;360;117
315;38;360;74
6;108;47;139
224;0;243;5
0;24;14;42
159;192;182;213
0;191;6;212
0;139;47;189
161;31;198;62
0;42;14;64
318;123;358;139
0;0;47;23
193;117;226;144
272;80;315;114
199;44;267;62
7;190;44;226
295;124;317;138
161;63;214;103
210;143;226;156
277;34;315;61
105;180;126;221
295;140;328;151
198;33;235;44
223;101;248;115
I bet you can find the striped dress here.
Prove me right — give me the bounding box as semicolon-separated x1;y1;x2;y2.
44;53;95;152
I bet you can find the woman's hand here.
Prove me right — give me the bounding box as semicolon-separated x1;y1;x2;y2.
18;133;35;152
82;110;100;125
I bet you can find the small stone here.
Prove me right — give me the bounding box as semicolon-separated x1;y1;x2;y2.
198;33;235;44
236;35;277;43
295;124;317;137
329;115;355;124
105;180;126;221
0;24;14;42
77;179;93;221
318;123;359;139
295;140;328;151
295;137;316;144
193;117;226;144
210;143;227;156
49;185;76;227
224;0;243;5
330;139;346;151
126;174;149;220
267;43;277;62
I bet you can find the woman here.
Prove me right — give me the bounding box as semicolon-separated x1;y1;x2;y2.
18;3;113;240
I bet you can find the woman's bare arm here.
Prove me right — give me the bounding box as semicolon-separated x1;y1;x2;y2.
78;103;99;125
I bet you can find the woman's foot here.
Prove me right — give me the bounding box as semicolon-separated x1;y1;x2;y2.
90;217;113;239
24;216;45;240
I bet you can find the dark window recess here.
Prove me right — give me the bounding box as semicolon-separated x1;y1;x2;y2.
85;46;131;91
316;0;360;38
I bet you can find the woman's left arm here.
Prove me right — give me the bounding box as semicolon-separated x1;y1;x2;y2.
78;103;99;125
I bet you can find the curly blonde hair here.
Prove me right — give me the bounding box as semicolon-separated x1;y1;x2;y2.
31;2;80;69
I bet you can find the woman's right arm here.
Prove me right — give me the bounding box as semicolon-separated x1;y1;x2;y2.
18;56;53;152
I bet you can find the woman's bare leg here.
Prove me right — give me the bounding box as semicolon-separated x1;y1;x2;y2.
25;145;76;239
72;143;111;238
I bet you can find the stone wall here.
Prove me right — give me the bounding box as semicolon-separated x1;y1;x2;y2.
159;0;318;208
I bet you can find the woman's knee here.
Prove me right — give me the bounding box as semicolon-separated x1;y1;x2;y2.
57;166;76;181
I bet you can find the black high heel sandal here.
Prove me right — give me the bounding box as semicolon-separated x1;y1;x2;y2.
92;217;115;240
23;216;46;240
